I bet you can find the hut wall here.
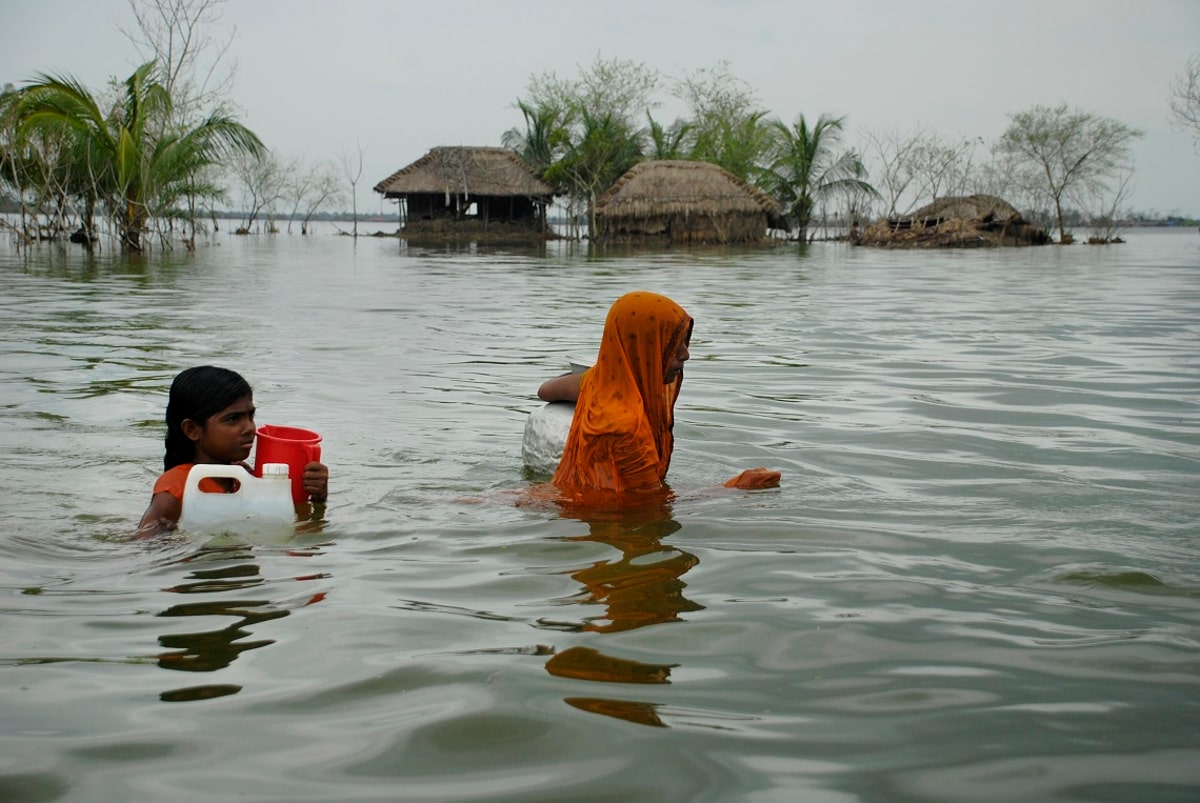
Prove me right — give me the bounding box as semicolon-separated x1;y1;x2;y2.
600;212;768;244
404;193;543;229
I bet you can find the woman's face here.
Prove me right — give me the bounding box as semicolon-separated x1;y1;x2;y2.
186;395;257;464
664;334;691;384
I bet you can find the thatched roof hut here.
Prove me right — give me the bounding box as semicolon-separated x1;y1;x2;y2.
854;195;1049;248
594;160;783;245
373;147;555;238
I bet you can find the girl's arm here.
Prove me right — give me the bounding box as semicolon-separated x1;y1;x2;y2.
135;491;182;539
302;461;329;503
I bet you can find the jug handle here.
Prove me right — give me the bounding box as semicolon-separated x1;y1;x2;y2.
182;464;250;497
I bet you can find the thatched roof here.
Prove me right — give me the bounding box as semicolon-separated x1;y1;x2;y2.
595;160;782;221
854;194;1049;248
904;195;1024;224
373;147;553;199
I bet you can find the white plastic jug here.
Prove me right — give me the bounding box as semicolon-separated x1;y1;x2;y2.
522;402;575;474
178;463;295;534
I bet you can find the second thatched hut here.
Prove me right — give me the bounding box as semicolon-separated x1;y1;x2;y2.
594;160;783;245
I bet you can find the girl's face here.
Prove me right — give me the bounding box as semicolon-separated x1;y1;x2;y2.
184;395;257;464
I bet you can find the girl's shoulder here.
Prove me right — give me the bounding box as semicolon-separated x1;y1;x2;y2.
153;464;195;499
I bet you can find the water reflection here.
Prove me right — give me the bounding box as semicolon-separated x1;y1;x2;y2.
553;498;702;634
563;696;667;728
545;646;675;683
154;544;327;702
544;498;698;726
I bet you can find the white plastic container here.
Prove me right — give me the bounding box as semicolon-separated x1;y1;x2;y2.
522;402;576;474
522;357;588;474
178;463;295;534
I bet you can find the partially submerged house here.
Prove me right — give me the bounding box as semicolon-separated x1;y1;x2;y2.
594;160;783;245
373;147;555;239
853;195;1050;248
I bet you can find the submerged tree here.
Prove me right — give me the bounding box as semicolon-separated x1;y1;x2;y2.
279;156;342;235
997;104;1142;243
0;85;84;242
121;0;242;240
866;124;980;218
762;113;876;242
16;61;263;250
340;140;366;239
1084;165;1134;244
510;55;657;239
546;108;643;239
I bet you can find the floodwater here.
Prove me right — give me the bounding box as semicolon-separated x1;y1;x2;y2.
1;226;1198;802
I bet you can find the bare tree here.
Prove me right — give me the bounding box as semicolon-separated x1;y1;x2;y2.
340;142;366;238
301;166;343;235
232;150;284;233
120;0;243;242
909;135;979;205
1169;53;1200;147
1082;165;1134;244
865;125;982;218
281;158;342;234
864;125;929;217
973;145;1053;231
575;54;659;126
121;0;238;123
841;183;879;239
998;104;1142;243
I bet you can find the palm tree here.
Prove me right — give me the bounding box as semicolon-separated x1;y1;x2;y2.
17;61;263;250
764;113;876;242
546;109;643;240
501;99;569;176
646;113;692;160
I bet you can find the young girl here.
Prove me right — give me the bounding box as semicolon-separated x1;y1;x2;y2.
136;366;329;539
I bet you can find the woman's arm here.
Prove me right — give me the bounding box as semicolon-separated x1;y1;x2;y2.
724;467;782;489
538;372;584;402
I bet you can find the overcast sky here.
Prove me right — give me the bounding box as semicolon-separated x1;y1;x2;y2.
4;0;1198;217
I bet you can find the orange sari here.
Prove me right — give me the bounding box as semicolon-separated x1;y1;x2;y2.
553;292;693;499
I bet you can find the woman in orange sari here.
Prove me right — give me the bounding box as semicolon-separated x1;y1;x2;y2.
539;291;779;501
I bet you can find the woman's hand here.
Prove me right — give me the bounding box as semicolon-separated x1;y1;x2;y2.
724;467;781;490
303;461;329;502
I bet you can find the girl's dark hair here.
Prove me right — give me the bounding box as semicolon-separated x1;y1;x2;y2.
163;366;253;470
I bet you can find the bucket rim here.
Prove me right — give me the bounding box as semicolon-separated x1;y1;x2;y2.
257;424;321;442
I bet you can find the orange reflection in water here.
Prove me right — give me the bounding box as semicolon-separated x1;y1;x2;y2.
545;645;675;684
153;544;328;702
545;497;698;727
556;496;702;634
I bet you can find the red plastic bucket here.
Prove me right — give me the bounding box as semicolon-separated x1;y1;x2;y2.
254;424;323;504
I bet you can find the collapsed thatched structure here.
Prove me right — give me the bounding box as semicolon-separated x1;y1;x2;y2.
373;147;554;238
594;160;784;245
854;195;1049;248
